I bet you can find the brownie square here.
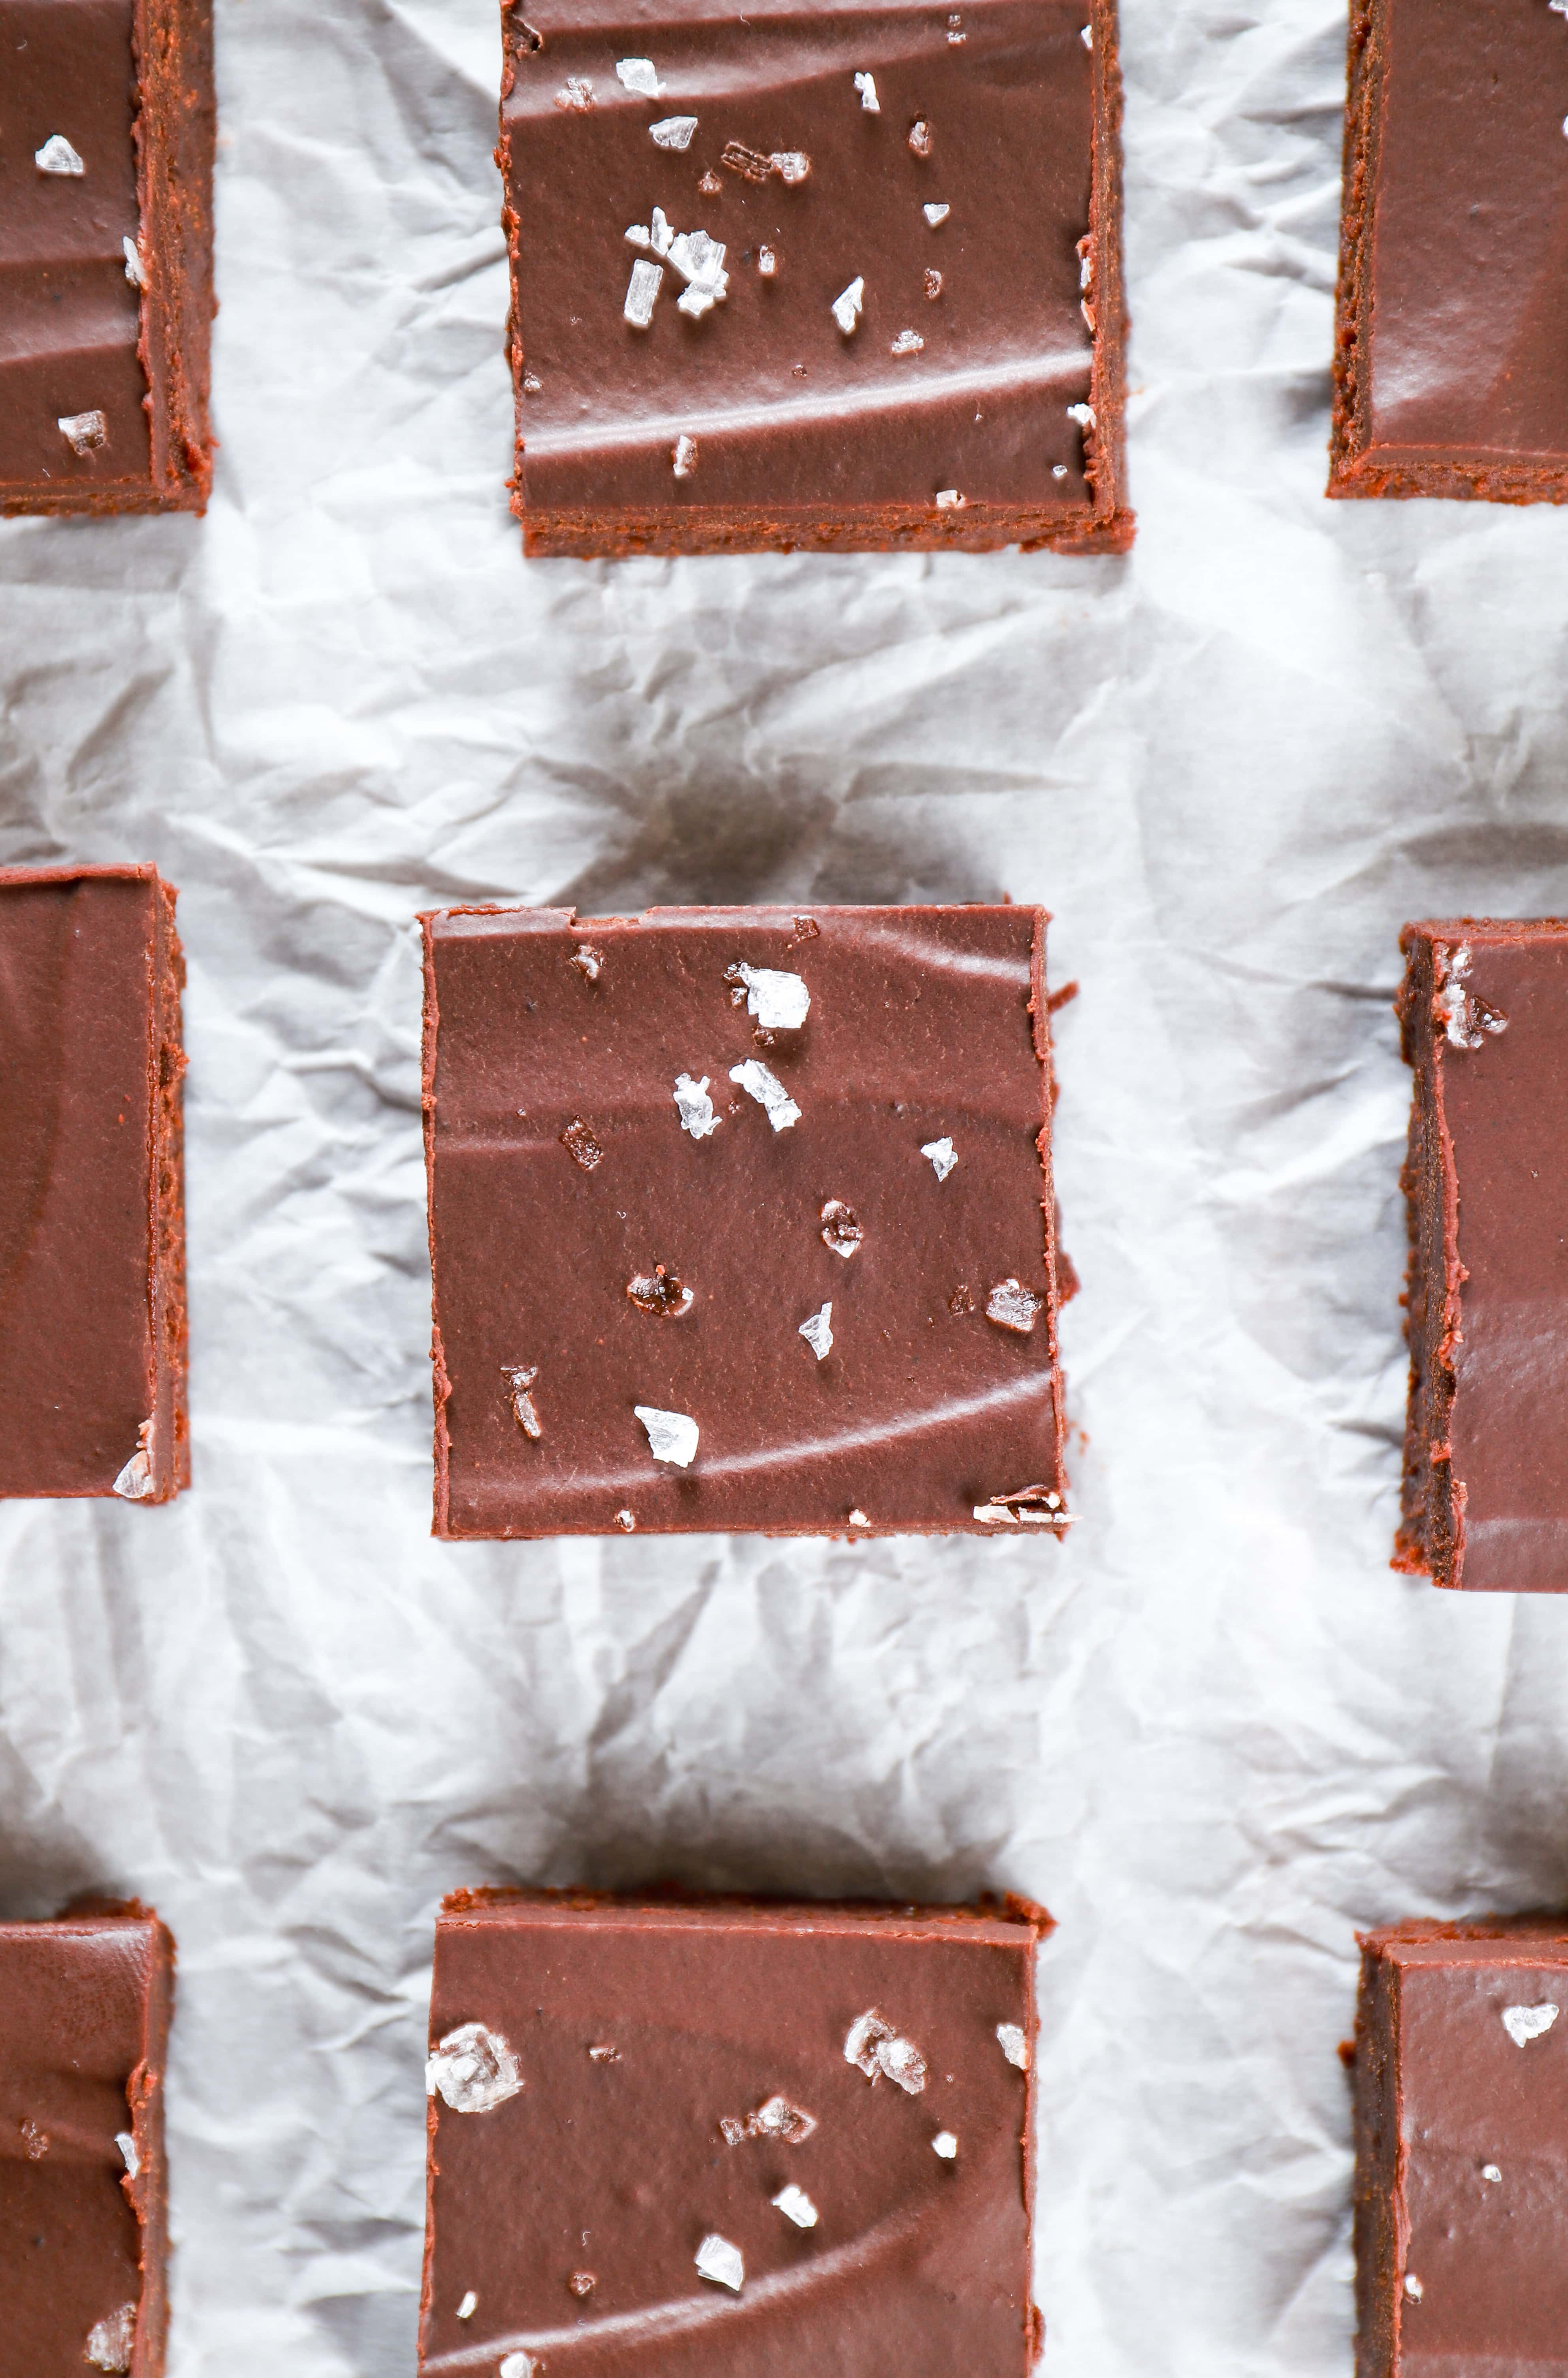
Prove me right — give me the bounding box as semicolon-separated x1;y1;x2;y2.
497;0;1130;555
1394;920;1568;1590
0;865;188;1502
420;902;1069;1539
0;1905;174;2378
1330;0;1568;504
1;0;215;515
419;1888;1048;2378
1353;1920;1568;2378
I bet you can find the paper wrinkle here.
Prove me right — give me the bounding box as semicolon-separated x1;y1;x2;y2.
3;0;1568;2374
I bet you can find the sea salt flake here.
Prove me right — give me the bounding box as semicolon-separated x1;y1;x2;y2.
636;1404;699;1466
1081;20;1093;45
730;1058;801;1131
21;2119;46;2158
997;2022;1029;2069
616;57;663;96
651;115;698;148
799;1302;834;1359
615;1508;637;1531
725;959;810;1028
673;432;700;474
848;1507;870;1526
1502;2001;1559;2046
1078;236;1094;290
556;77;593;111
924;268;943;299
698;167;723;193
86;2305;136;2373
771;150;811;182
673;1072;721;1138
123;236;148;288
909;119;932;156
722;140;774;182
1067;400;1096;429
987;1278;1043;1333
935;488;966;509
948;10;967;39
759;245;777;276
922;1136;958;1180
561;1117;604;1170
696;2233;744;2291
1404;2274;1424;2302
975;1503;1017;1524
58;409;108;456
113;1418;155;1500
855;71;881;111
116;2130;139;2177
923;202;951;226
625;258;664;327
891;328;924;355
627;1267;694;1319
427;2022;524;2113
820;1198;862;1257
457;2291;478;2319
499;2357;537;2378
36;134;85;175
569;2270;597;2296
845;2009;896;2075
1483;2163;1502;2183
773;2184;819;2228
719;2115;746;2143
933;2130;958;2159
522;373;543;393
570;943;603;981
589;2042;620;2061
751;2093;817;2142
1052;463;1069;480
832;275;865;334
877;2035;928;2093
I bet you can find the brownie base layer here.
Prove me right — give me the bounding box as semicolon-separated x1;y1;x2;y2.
1392;924;1459;1585
2;0;215;517
522;497;1136;556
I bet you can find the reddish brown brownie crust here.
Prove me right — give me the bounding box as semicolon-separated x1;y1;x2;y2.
0;865;188;1502
3;0;215;518
1393;924;1459;1585
0;1901;174;2378
1329;0;1568;504
501;0;1131;558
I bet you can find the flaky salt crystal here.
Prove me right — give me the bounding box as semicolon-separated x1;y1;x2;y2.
522;373;542;394
635;1405;699;1466
773;2184;818;2228
58;410;108;456
846;2010;925;2091
627;1268;694;1319
831;276;865;335
113;1418;155;1500
670;227;727;293
923;202;950;226
35;134;85;174
457;2291;477;2319
854;71;880;111
569;2271;596;2296
114;2130;138;2176
751;2093;817;2142
848;1508;870;1526
878;2035;927;2093
651;115;698;149
616;57;663;96
1483;2163;1502;2183
1052;463;1069;480
922;1136;958;1180
673;432;700;474
799;1302;834;1360
909;119;932;156
933;2131;958;2159
571;943;603;981
86;2306;136;2373
589;2042;620;2061
997;2022;1029;2069
1404;2274;1423;2302
935;489;965;509
771;151;811;182
499;2357;537;2378
561;1118;604;1170
556;77;593;111
698;168;723;193
1067;401;1096;429
925;268;943;299
891;329;924;356
123;236;148;288
845;2009;895;2075
719;2115;746;2144
947;10;967;40
730;1058;801;1131
614;1509;637;1531
722;140;774;182
674;1073;720;1137
503;1365;542;1438
975;1504;1016;1524
1081;20;1094;44
986;1278;1042;1334
820;1199;862;1257
1502;2003;1559;2046
759;245;777;276
426;2022;524;2112
725;959;810;1029
625;259;663;328
695;2233;744;2291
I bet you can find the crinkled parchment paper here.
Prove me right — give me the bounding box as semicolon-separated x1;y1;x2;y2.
5;0;1568;2369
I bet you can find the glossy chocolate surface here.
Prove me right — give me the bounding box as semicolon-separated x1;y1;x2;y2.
1396;921;1568;1590
499;0;1126;548
0;867;187;1502
421;903;1067;1538
1332;0;1568;497
420;1890;1044;2378
1355;1924;1568;2378
0;1909;173;2378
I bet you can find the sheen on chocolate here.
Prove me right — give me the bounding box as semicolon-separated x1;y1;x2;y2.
0;866;188;1502
1;0;215;514
419;1888;1048;2378
497;0;1131;554
419;903;1070;1539
1330;0;1568;503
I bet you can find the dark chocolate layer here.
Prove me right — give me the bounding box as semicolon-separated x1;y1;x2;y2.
0;1906;173;2378
1331;0;1568;502
1395;920;1568;1590
499;0;1130;553
0;867;188;1502
421;903;1068;1538
420;1889;1046;2378
0;0;215;514
1355;1922;1568;2378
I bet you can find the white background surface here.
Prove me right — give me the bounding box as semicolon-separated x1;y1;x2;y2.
4;0;1568;2370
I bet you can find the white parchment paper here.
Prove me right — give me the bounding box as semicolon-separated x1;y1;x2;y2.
6;0;1568;2369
